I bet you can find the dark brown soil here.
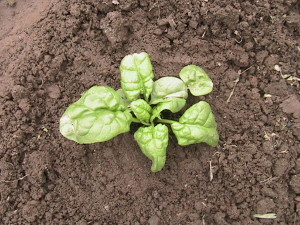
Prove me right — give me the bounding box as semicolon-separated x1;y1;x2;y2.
1;0;300;224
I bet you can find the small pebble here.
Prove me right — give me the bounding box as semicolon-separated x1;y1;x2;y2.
46;84;61;99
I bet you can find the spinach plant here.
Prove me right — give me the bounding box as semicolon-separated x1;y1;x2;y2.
60;52;219;172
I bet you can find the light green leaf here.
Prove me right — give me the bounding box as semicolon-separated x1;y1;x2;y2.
171;101;219;146
150;98;186;122
130;99;152;124
120;52;154;101
60;110;132;144
77;86;125;111
134;124;169;172
179;65;213;96
59;86;132;144
150;77;188;104
117;89;131;107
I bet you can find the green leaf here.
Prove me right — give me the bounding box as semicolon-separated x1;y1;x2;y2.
150;77;188;104
179;65;213;96
150;98;186;122
120;52;154;101
171;101;219;146
60;110;132;144
134;124;169;172
130;99;152;124
117;89;131;107
77;86;126;111
59;86;132;144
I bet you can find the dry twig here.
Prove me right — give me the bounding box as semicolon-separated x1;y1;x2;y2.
260;176;278;184
209;161;213;181
202;215;206;225
1;175;28;183
226;66;253;103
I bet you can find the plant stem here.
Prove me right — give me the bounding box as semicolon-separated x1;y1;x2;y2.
132;118;142;123
157;119;177;124
132;118;150;126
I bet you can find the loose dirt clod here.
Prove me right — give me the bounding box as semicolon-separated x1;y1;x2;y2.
280;96;300;119
290;175;300;194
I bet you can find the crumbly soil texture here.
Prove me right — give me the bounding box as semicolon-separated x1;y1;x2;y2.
0;0;300;224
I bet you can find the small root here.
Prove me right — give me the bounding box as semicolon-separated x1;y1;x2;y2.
1;175;28;183
226;66;254;103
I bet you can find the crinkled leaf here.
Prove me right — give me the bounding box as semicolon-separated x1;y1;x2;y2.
171;101;219;146
130;99;152;124
60;110;132;144
150;77;188;104
171;123;219;147
76;86;126;111
120;52;154;101
134;124;169;172
60;86;132;144
179;65;213;96
150;98;186;122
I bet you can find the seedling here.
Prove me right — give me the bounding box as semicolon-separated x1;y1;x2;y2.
60;53;219;172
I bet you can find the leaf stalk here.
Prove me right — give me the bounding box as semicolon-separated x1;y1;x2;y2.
156;119;177;124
